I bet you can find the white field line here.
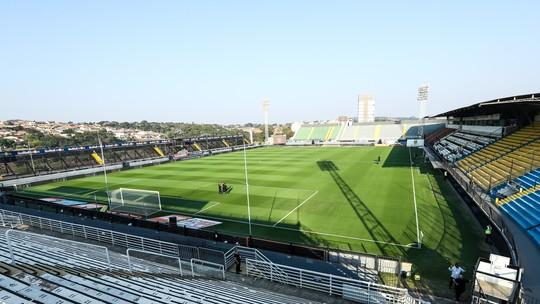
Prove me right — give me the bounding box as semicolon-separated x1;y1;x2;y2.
408;148;421;246
161;206;415;248
193;202;221;215
273;191;319;227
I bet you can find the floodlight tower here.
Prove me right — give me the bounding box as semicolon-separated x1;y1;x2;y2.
262;99;270;144
417;85;429;138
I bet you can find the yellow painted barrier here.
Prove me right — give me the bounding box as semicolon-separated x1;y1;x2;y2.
90;151;104;165
153;146;165;157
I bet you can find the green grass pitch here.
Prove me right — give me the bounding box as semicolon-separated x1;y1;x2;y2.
18;146;488;294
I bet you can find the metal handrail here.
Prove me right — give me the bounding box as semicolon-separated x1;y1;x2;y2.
190;258;225;279
246;258;428;303
5;229;112;271
126;248;183;276
0;209;226;266
0;214;22;228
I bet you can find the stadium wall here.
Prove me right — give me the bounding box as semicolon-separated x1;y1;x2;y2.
0;157;170;188
0;144;261;190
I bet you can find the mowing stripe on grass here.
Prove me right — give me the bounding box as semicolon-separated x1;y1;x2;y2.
161;207;415;248
79;178;142;196
273;190;319;227
408;148;421;246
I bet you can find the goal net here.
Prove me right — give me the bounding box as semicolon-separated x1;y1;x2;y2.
109;188;162;216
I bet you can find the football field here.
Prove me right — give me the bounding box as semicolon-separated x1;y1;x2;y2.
18;146;487;291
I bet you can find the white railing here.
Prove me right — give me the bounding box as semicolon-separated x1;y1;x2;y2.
190;258;225;279
224;245;272;268
0;209;239;279
0;209;220;263
328;250;401;275
0;208;429;303
126;248;183;276
5;229;112;271
246;259;428;304
0;213;22;228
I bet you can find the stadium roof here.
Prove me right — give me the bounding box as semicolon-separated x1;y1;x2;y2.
432;93;540;118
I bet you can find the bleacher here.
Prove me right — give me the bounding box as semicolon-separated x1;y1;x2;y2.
432;130;498;162
445;123;540;247
310;126;332;141
0;209;429;304
461;141;540;190
291;122;442;145
0;136;244;181
292;125;340;142
498;189;540;247
458;122;540;173
493;168;540;198
0;228;316;304
425;128;454;146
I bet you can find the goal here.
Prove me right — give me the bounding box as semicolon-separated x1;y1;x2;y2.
109;188;162;216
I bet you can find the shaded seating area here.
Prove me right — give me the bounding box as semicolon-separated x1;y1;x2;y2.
499;190;540;247
455;122;540;190
458;122;540;173
433;129;498;162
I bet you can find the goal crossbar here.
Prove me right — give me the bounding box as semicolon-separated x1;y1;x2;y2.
109;188;162;216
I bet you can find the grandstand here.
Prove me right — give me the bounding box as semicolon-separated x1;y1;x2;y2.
290;120;444;145
0;135;244;182
426;93;540;302
3;93;540;302
0;209;427;303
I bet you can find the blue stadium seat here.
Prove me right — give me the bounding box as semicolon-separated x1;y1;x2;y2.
528;227;540;247
500;189;540;232
501;203;535;229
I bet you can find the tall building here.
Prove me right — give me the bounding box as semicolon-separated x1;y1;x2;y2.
357;94;375;123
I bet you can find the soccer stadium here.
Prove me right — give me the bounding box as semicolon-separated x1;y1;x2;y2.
0;92;539;303
1;2;540;304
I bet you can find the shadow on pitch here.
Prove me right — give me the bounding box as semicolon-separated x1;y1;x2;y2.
398;163;488;299
381;146;430;174
317;160;403;256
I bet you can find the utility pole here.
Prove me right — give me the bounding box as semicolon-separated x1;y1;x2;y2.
262;99;270;144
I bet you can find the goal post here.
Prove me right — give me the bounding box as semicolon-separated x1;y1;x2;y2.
109;188;162;216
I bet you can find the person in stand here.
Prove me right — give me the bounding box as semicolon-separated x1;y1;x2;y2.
454;277;468;301
448;263;465;289
234;251;241;274
484;225;493;244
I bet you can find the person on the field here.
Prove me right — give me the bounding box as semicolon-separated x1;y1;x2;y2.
377;155;381;164
448;263;465;289
218;183;222;194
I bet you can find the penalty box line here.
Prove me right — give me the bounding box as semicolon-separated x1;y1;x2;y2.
273;190;319;227
160;205;417;249
193;202;221;215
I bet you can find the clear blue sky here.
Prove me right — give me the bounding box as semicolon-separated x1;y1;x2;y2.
1;1;539;124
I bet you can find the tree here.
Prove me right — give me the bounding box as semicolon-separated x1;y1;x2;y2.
0;139;16;150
